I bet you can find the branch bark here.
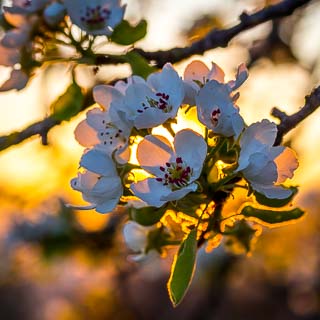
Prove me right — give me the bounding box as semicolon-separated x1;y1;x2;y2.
0;91;94;152
272;85;320;145
94;0;311;68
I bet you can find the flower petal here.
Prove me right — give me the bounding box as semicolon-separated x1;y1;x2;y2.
160;183;198;201
251;184;293;199
123;221;148;252
274;147;299;183
228;63;248;91
147;63;184;108
183;60;210;82
131;178;171;208
80;149;116;175
93;85;123;111
242;152;277;185
0;69;29;92
137;134;173;176
240;120;277;148
74;119;100;147
173;129;207;179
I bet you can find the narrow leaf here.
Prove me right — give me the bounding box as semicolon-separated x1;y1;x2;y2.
241;205;304;225
51;80;84;121
110;19;147;45
168;229;197;307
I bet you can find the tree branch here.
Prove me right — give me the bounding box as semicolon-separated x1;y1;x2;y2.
0;91;94;152
94;0;311;68
272;85;320;145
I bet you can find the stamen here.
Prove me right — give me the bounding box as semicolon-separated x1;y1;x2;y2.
156;157;193;190
80;5;111;30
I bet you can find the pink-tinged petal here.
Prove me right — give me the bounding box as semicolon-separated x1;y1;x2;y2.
134;107;169;129
0;69;29;91
1;28;30;48
274;148;299;183
131;178;170;208
240;120;277;149
0;46;20;66
93;85;123;111
80;149;116;176
174;129;207;178
228;63;248;91
71;171;99;192
115;146;130;164
74;119;100;147
183;60;210;82
137;134;173;176
207;62;225;83
251;184;293;199
160;183;198;202
86;107;110;130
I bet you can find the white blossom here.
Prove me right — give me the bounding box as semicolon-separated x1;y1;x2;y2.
64;0;126;35
70;149;123;213
119;63;185;129
131;129;207;207
237;119;298;199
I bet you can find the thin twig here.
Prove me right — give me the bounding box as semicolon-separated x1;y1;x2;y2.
272;85;320;145
94;0;311;68
0;91;94;152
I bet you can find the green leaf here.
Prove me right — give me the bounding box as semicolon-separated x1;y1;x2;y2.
130;206;167;226
51;80;84;121
254;187;298;208
168;229;197;307
125;51;156;79
241;205;304;225
110;19;147;45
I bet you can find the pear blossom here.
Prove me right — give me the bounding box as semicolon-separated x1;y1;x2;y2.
195;80;245;138
123;221;156;262
3;0;49;15
120;63;185;129
183;60;248;106
64;0;126;35
237;119;298;199
131;129;207;207
70;149;123;213
74;84;133;162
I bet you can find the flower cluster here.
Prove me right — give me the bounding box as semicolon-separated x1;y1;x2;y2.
0;0;126;91
70;59;302;305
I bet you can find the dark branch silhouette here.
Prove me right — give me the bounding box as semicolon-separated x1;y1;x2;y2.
94;0;311;68
272;85;320;145
0;0;315;152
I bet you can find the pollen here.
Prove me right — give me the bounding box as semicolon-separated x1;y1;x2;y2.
156;157;193;190
80;5;111;30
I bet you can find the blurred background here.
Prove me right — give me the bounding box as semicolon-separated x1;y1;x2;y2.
0;0;320;319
